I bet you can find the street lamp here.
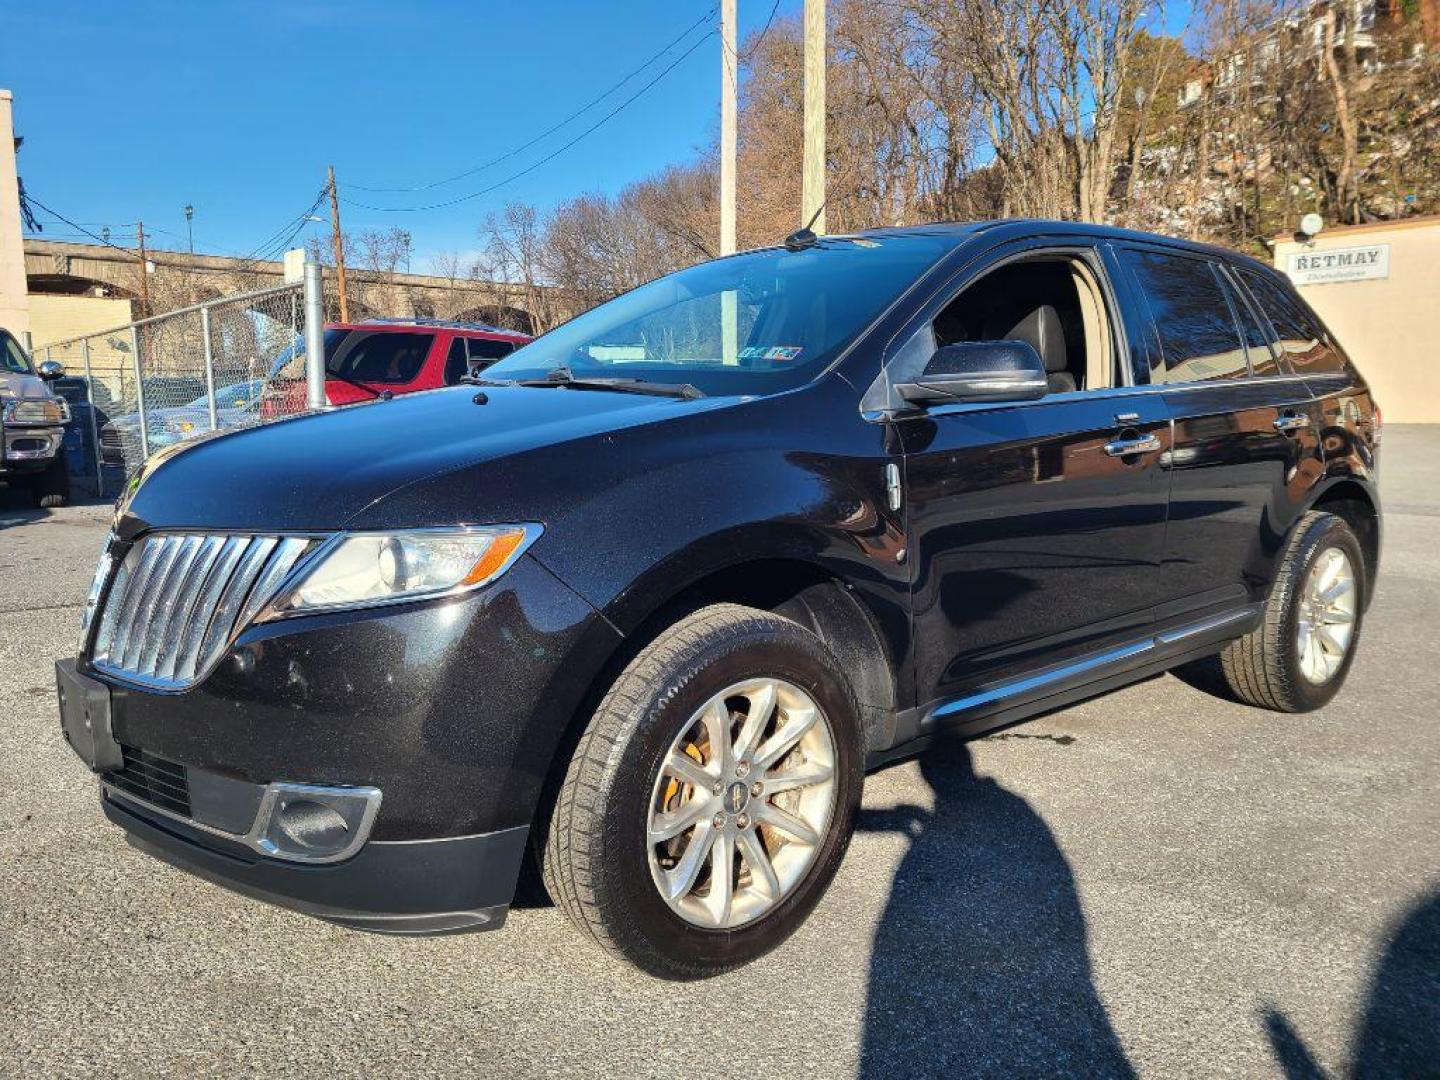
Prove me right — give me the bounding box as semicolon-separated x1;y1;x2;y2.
183;204;194;253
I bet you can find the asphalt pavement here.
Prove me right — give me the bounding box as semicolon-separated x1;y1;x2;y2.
2;428;1437;1078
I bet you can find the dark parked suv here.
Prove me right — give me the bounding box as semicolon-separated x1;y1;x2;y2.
57;221;1380;978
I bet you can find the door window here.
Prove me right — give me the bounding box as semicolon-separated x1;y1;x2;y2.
1237;268;1350;375
893;255;1117;395
1121;249;1249;384
1;331;31;375
443;338;469;385
326;331;434;385
444;337;516;385
1219;271;1282;377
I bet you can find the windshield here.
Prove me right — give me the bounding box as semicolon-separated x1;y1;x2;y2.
483;236;952;395
268;329;347;381
2;331;33;375
183;381;261;410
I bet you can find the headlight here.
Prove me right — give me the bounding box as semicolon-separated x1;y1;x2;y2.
2;397;68;425
78;537;116;650
259;524;541;619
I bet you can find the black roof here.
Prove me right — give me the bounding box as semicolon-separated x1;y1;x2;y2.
854;218;1275;273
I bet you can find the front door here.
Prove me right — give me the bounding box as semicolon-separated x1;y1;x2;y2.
894;245;1172;714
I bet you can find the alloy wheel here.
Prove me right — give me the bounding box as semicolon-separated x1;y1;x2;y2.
1296;546;1357;685
646;678;837;930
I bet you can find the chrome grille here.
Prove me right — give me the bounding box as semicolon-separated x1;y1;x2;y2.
90;532;313;690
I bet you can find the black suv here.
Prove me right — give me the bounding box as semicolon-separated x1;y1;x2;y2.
57;221;1380;978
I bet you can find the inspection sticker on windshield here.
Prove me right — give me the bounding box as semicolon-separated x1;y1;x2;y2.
762;346;803;362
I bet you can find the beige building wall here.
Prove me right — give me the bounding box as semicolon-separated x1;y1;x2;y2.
28;293;134;350
0;89;30;340
1274;216;1440;423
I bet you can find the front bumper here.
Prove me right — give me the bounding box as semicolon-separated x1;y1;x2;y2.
1;424;63;473
106;787;528;934
68;551;624;930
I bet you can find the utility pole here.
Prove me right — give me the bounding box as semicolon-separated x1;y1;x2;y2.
719;0;737;256
802;0;826;234
328;165;350;323
136;220;151;319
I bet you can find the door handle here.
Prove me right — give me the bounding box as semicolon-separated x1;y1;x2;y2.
1103;432;1162;457
1273;412;1311;433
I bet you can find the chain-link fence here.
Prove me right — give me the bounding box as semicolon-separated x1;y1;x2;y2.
38;282;311;497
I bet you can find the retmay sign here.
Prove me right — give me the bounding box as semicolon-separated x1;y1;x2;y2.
1286;244;1390;285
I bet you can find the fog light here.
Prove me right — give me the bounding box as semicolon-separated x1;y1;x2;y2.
252;782;382;863
275;799;350;850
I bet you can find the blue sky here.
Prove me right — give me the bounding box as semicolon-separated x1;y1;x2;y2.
2;1;791;266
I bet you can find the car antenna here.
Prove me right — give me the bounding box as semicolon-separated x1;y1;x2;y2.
783;201;829;252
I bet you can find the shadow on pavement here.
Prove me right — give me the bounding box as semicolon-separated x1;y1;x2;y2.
857;732;1134;1078
1266;885;1440;1079
0;486;51;529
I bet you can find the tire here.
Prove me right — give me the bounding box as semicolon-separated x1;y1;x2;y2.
28;458;70;509
1176;511;1365;712
541;603;863;979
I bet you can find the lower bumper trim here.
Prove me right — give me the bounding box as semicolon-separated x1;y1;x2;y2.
105;788;528;936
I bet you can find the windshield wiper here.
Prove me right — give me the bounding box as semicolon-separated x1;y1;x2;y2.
325;369;386;398
512;366;705;400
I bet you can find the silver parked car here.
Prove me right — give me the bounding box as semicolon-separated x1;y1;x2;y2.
0;328;70;507
98;379;264;466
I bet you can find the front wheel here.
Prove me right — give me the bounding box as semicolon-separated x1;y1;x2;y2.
541;603;863;979
26;456;70;508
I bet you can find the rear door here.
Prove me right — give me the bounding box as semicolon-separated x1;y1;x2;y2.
1232;265;1378;475
1110;244;1320;622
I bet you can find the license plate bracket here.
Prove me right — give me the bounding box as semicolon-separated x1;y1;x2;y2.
56;658;123;773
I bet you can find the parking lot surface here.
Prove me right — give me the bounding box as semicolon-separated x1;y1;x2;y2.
2;428;1436;1079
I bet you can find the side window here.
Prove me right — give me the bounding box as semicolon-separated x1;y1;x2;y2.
921;256;1115;394
1;331;31;375
466;338;515;369
1219;270;1282;377
1238;268;1349;375
443;338;469;385
1120;249;1248;383
328;332;434;385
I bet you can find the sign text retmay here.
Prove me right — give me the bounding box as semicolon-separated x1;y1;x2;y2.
1286;244;1390;285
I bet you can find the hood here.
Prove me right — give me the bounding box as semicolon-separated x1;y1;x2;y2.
116;383;735;535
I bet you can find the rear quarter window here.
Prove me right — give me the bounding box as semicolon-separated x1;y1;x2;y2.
1237;268;1350;376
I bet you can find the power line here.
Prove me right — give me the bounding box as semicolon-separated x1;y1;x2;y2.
342;26;717;213
227;189;329;270
348;7;719;195
741;0;783;60
20;194;151;262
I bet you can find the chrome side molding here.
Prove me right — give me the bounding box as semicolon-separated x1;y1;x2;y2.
925;606;1259;726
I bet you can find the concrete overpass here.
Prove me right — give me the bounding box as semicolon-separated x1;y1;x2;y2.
23;238;563;334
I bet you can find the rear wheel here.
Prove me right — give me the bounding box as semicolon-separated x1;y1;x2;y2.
1176;511;1365;712
541;603;862;979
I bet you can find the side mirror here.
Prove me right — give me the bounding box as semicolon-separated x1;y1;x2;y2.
895;341;1047;407
37;360;65;381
